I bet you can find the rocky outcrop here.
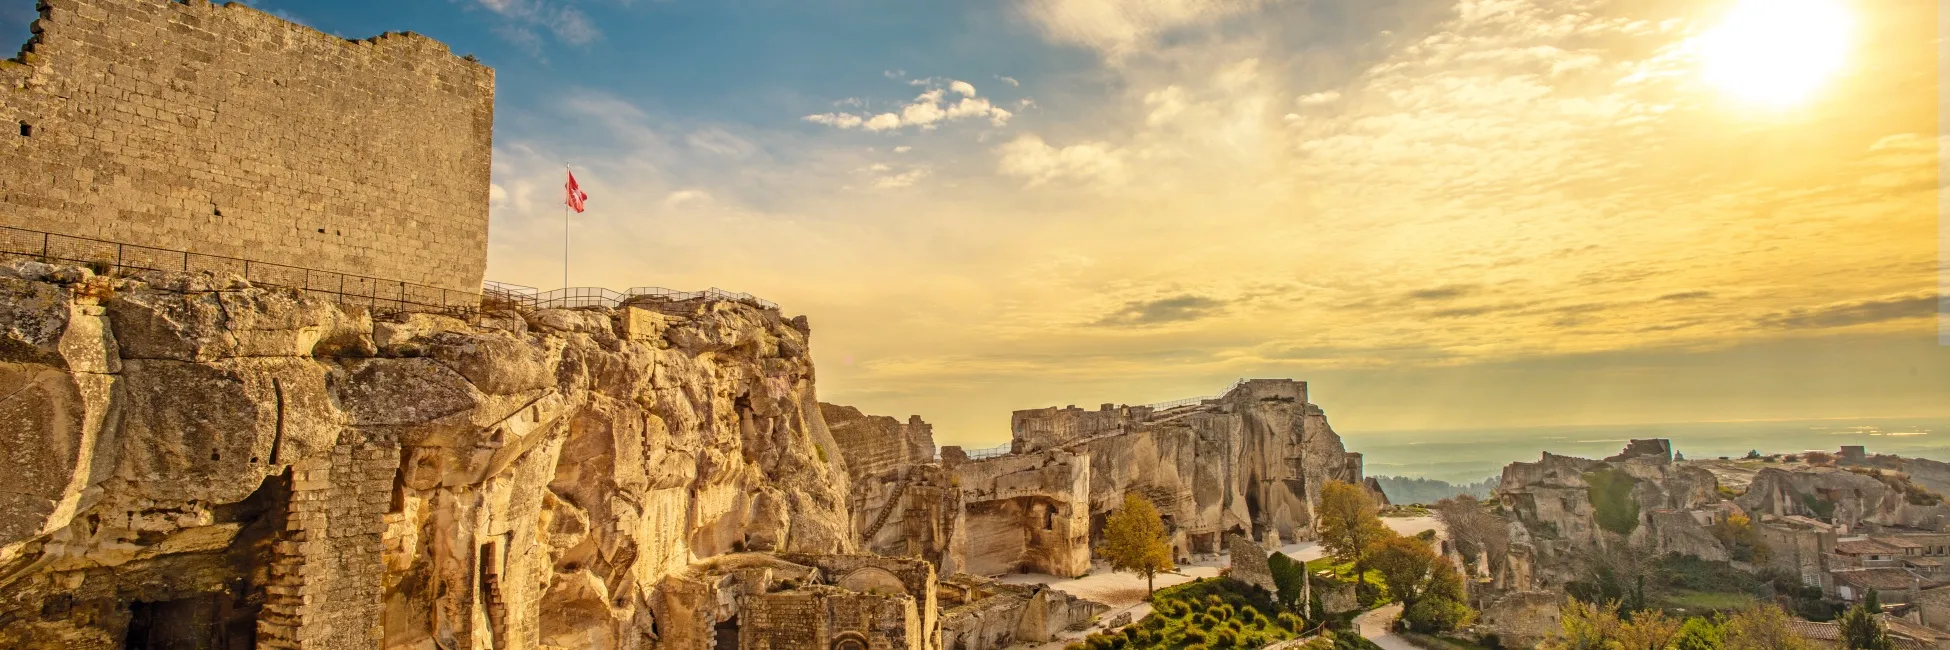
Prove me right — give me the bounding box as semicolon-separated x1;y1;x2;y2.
939;379;1363;578
1491;440;1728;588
0;261;853;649
1738;466;1950;530
819;405;958;568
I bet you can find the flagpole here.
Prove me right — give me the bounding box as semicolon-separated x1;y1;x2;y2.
563;163;570;289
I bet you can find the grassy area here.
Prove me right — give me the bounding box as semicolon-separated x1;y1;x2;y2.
1658;590;1757;612
1062;578;1307;650
1399;631;1494;650
1303;558;1391;606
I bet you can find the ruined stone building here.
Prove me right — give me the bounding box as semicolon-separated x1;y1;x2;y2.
936;379;1367;576
2;0;495;293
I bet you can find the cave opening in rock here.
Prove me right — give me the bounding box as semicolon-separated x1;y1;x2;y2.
713;614;740;650
114;470;292;650
123;595;221;650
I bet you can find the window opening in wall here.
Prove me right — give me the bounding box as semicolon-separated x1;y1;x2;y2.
18;122;30;137
1044;507;1055;531
389;469;407;514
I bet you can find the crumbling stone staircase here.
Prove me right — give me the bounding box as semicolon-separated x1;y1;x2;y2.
861;469;918;541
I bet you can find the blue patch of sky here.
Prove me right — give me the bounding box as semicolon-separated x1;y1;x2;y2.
4;0;1103;141
241;0;1094;133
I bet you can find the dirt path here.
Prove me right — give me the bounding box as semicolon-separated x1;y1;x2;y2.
1356;603;1418;650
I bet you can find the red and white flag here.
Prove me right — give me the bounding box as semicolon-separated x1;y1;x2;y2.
565;170;589;213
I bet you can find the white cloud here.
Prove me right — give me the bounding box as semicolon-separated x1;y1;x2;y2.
663;189;711;207
805;80;1020;133
996;134;1128;187
1016;0;1272;59
471;0;600;49
874;168;932;189
489;183;510;208
804;113;866;129
686;128;756;157
894;146;914;153
1297;90;1341;106
857;163;931;189
1144;85;1190;126
997;76;1022;87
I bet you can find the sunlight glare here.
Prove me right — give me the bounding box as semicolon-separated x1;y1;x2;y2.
1696;0;1852;108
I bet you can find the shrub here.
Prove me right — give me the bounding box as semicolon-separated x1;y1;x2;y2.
1211;628;1238;647
1183;627;1209;644
1239;607;1260;624
1215;604;1234;620
1403;597;1474;633
1279;612;1307;631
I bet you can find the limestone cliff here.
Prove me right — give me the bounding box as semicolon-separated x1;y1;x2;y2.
0;261;853;649
819;405;957;568
936;379;1364;578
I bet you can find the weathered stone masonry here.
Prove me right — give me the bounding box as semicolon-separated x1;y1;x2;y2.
1;0;495;293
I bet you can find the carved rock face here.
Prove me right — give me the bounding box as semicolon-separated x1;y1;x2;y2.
0;263;854;650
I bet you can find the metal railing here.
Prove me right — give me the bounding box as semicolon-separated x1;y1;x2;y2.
482;281;779;312
1145;396;1214;411
962;444;1013;461
1141;378;1257;411
0;225;479;317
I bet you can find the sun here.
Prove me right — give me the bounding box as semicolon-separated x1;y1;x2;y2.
1696;0;1852;107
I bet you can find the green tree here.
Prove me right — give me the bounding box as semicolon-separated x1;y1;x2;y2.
1615;609;1682;650
1370;535;1439;605
1317;480;1389;596
1099;493;1175;594
1671;616;1724;650
1840;599;1895;650
1540;599;1621;650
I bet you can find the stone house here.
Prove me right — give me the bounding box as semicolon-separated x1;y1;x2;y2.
1831;567;1948;604
1837;538;1911;569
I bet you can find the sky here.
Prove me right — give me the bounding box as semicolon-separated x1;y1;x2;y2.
6;0;1944;449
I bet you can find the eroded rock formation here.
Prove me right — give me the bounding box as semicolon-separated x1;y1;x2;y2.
937;378;1366;578
0;261;857;649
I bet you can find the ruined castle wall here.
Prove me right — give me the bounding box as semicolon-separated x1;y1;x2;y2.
1009;404;1146;453
0;0;494;292
953;452;1093;577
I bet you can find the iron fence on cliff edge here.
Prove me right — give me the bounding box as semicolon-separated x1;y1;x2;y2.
962;444;1013;461
0;225;479;318
482;280;779;312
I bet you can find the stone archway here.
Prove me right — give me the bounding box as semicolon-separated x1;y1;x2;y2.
831;632;869;650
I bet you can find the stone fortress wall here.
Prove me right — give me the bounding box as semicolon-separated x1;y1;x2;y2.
0;0;495;293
